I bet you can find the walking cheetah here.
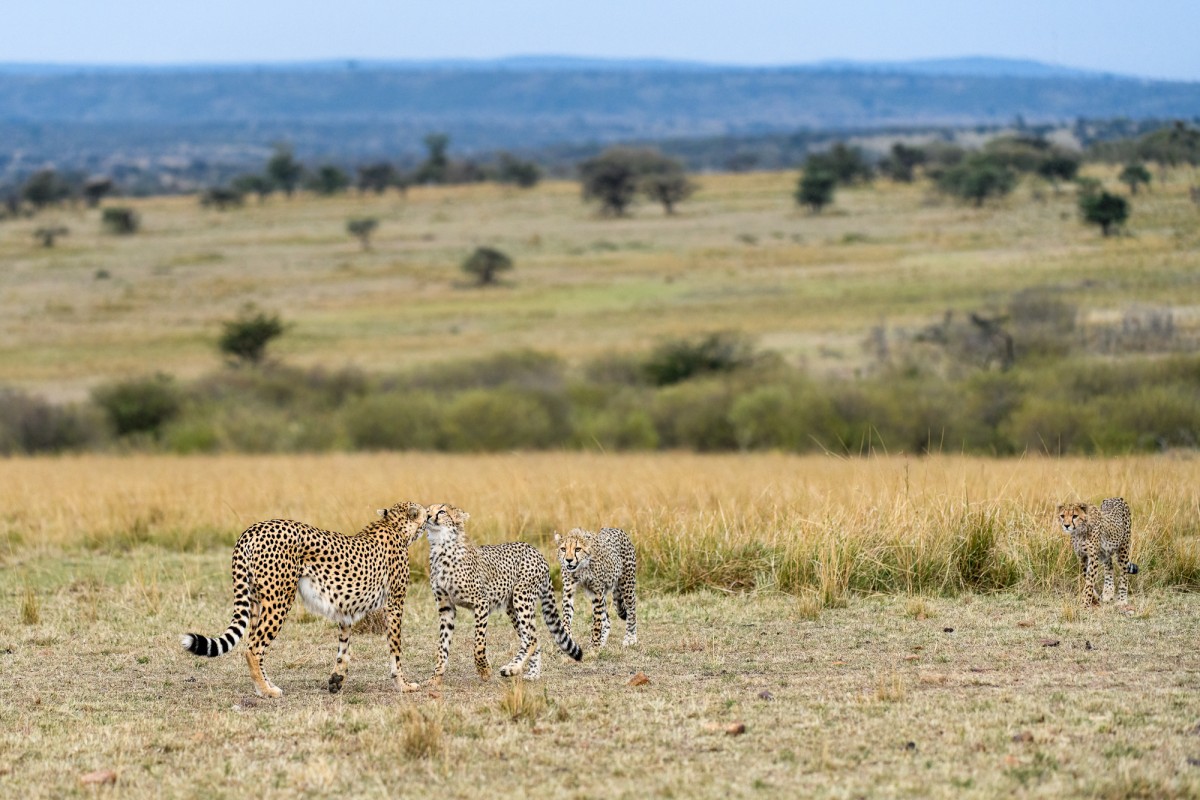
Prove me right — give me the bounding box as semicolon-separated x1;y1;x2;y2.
1056;497;1138;607
181;501;428;697
422;503;581;685
555;527;638;649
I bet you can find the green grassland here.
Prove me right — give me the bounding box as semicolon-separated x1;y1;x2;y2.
2;170;1197;400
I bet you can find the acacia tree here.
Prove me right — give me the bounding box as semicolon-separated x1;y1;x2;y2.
346;217;379;250
1079;191;1129;236
936;155;1017;207
795;168;836;212
232;173;274;202
415;133;450;184
82;176;114;208
462;246;513;286
22;169;72;210
878;143;926;182
218;306;285;365
1036;152;1081;192
1118;163;1152;195
307;164;350;195
356;162;399;194
579;149;643;215
267;144;304;197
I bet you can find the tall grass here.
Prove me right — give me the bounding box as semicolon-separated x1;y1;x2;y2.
1;453;1197;597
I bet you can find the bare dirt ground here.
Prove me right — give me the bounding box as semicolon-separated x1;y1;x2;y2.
2;550;1198;799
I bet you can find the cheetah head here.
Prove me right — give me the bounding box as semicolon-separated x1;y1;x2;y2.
424;503;469;547
1056;502;1089;535
554;528;593;573
376;501;430;544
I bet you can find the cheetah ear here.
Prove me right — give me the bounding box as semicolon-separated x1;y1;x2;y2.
553;532;561;544
459;511;470;524
377;508;388;519
407;505;424;521
1055;504;1064;515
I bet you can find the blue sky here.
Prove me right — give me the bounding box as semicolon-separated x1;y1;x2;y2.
2;0;1197;81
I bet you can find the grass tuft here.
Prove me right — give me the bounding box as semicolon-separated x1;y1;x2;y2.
21;585;40;625
873;670;907;703
399;705;445;760
498;678;548;723
795;588;823;621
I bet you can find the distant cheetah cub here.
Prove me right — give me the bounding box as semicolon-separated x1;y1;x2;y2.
1056;497;1138;607
555;527;638;649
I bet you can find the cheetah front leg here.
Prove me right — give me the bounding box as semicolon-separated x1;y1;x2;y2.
1081;548;1101;608
589;587;611;649
425;588;455;688
328;623;351;694
1100;551;1115;603
472;608;492;681
386;593;420;692
561;571;577;640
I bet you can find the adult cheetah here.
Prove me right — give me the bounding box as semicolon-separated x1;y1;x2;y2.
181;501;428;697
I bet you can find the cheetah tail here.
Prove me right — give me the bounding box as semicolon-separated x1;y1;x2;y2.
181;545;252;658
1126;562;1139;575
540;583;582;661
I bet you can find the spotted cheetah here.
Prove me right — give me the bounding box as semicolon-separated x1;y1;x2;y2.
422;503;582;685
1056;497;1138;607
555;527;638;649
181;501;429;698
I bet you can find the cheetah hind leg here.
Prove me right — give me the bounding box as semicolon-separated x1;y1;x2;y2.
524;650;543;680
499;600;538;678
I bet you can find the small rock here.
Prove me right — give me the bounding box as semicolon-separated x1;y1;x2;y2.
905;741;917;751
757;690;774;701
1016;620;1033;628
1040;639;1060;647
943;627;955;633
627;672;651;687
1012;731;1035;743
79;770;118;786
725;722;746;736
1085;640;1095;651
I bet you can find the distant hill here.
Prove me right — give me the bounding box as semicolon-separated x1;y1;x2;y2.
0;56;1197;184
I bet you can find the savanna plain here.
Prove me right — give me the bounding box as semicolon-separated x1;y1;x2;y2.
2;171;1200;798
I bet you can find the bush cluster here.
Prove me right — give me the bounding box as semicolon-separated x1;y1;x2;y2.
3;339;1197;457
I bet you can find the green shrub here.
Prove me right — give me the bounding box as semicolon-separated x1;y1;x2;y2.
651;380;738;451
218;306;285;365
729;383;838;452
92;374;180;438
342;392;444;451
643;332;755;386
101;206;139;234
442;388;561;451
403;350;564;392
0;389;106;454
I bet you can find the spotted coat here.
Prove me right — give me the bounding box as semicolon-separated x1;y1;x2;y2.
1056;497;1138;607
181;501;428;698
555;527;638;649
422;503;582;685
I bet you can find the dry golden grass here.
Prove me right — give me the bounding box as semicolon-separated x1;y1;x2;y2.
1;168;1197;400
2;452;1197;596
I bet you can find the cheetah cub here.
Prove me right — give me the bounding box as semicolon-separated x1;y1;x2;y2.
555;527;638;649
423;504;582;686
1056;497;1138;607
181;501;429;698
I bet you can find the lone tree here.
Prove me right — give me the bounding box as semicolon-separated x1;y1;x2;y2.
1079;191;1129;236
1118;163;1152;195
346;217;379;250
22;169;72;210
82;176;114;208
936;155;1017;207
218;306;285;365
33;225;69;247
795;168;836;213
462;246;513;286
267;144;304;197
101;207;139;234
639;155;696;214
415;133;450;184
